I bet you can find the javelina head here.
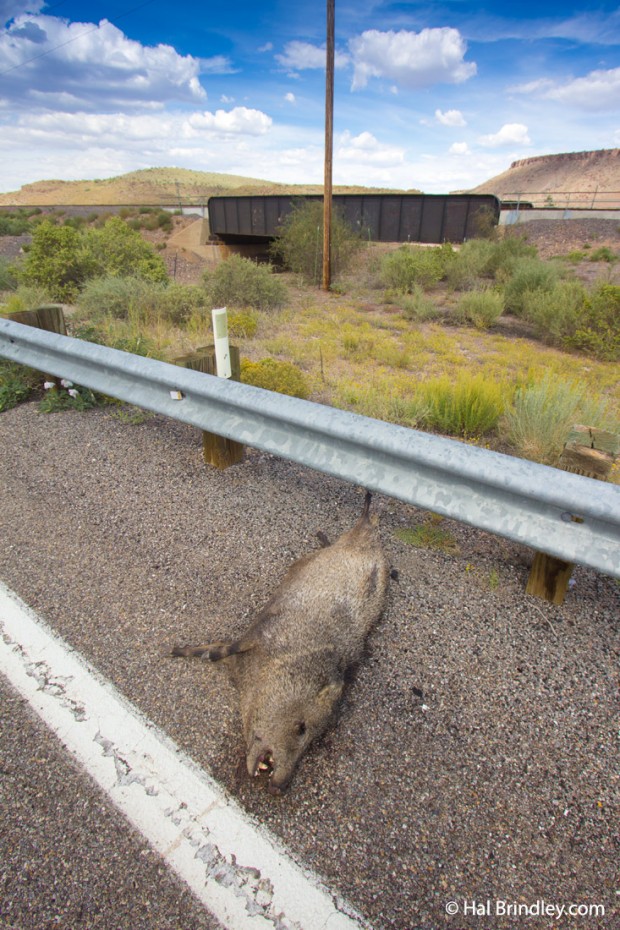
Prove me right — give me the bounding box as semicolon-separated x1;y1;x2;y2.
242;657;344;795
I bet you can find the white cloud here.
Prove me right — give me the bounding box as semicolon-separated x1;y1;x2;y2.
0;0;44;25
275;40;349;71
511;66;620;111
186;106;272;136
435;108;467;127
543;67;620;111
0;14;209;109
449;142;471;155
284;92;296;104
258;42;273;53
337;130;405;167
478;123;531;147
349;28;476;90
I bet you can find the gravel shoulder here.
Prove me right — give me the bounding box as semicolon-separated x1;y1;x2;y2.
0;402;618;930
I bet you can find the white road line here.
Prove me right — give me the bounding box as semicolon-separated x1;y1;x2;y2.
0;581;371;930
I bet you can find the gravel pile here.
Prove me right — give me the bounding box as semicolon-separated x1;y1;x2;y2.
0;402;618;930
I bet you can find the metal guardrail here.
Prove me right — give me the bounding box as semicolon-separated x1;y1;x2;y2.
1;317;619;578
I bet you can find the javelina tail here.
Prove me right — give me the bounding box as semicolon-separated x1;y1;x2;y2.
172;638;257;662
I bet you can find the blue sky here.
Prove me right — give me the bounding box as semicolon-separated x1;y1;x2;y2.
1;0;619;194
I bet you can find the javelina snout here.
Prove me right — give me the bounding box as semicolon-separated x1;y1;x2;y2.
172;492;389;794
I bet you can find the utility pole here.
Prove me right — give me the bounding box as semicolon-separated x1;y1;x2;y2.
322;0;335;291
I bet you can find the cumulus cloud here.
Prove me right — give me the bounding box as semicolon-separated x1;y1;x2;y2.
284;92;296;104
449;142;471;155
348;28;476;90
186;106;272;136
541;67;620;111
435;108;466;127
0;14;211;109
275;40;349;71
478;123;531;147
510;66;620;111
337;130;405;167
0;0;44;25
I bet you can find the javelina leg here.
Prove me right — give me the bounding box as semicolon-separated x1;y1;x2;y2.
171;638;257;661
171;642;225;658
316;531;331;548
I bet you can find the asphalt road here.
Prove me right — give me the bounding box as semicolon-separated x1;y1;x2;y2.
1;402;618;930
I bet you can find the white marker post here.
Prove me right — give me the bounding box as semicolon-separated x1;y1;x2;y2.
211;307;232;379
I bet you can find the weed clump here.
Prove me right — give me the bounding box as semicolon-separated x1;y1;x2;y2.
416;372;507;437
241;357;309;398
381;243;454;292
204;254;287;312
454;288;504;329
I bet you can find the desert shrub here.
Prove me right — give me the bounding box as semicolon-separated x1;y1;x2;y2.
77;276;155;319
0;360;39;412
503;375;615;465
155;283;207;326
381;243;454;292
2;284;53;314
567;283;620;361
502;257;562;316
521;280;620;360
0;257;18;291
19;221;97;300
446;239;496;290
270;200;363;285
240;357;309;398
204;254;287;311
485;235;538;278
416;373;506;437
589;246;617;263
227;308;259;338
520;280;587;345
454;288;504;329
83;217;168;283
0;212;31;236
399;285;440;321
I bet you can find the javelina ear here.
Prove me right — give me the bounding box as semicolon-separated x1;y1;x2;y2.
316;679;344;709
208;637;257;662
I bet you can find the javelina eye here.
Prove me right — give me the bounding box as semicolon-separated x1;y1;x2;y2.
296;722;306;737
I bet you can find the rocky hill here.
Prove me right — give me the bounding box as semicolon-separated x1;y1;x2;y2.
0;166;405;206
471;149;620;207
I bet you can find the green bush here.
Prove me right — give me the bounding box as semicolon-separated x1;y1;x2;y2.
454;288;504;329
502;257;561;316
568;283;620;361
589;246;617;263
399;285;439;321
270;200;362;285
2;284;53;314
446;239;496;290
77;276;155;319
521;280;620;361
503;375;615;465
381;243;454;293
416;373;506;437
485;235;538;278
83;217;168;283
0;212;31;236
0;257;18;291
204;254;287;312
241;357;309;398
0;360;38;412
19;221;97;301
18;217;167;301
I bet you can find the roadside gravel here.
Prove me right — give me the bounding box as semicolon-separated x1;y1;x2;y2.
0;402;618;930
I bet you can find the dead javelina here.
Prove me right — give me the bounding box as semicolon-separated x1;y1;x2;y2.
172;491;389;795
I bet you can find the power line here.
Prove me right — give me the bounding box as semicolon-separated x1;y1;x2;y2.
0;0;158;78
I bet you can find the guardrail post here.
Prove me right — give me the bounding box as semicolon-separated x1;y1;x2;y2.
526;426;619;603
8;304;67;386
174;345;245;469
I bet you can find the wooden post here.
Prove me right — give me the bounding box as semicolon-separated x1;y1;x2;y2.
8;304;67;386
526;426;619;604
174;345;245;469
